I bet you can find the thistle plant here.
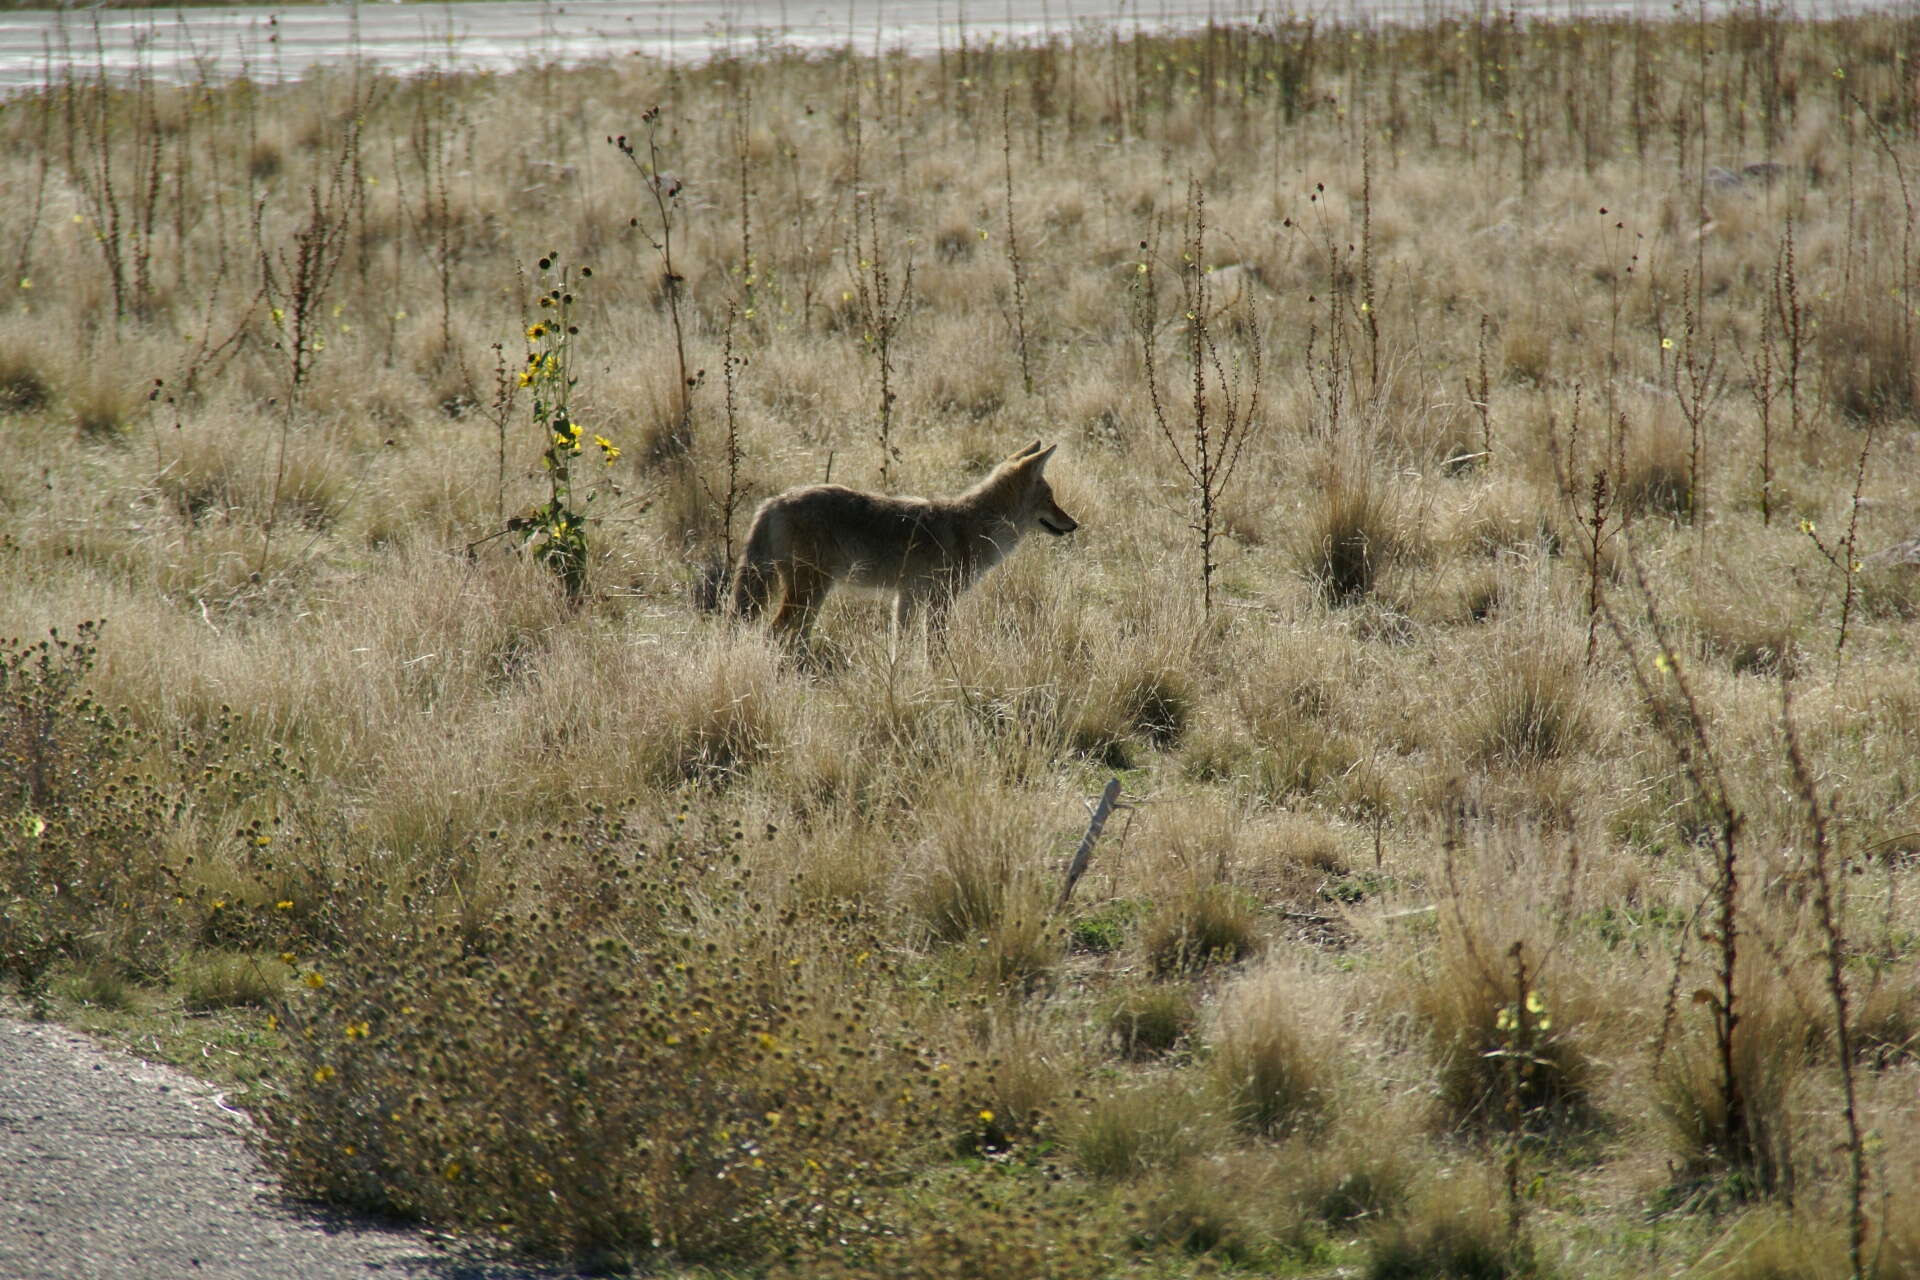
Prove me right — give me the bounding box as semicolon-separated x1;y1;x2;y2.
849;188;914;486
509;253;618;600
1135;181;1264;617
1794;405;1877;661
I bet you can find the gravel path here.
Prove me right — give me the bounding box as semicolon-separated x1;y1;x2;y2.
0;1012;559;1280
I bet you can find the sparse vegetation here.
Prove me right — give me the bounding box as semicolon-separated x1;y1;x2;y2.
3;8;1920;1277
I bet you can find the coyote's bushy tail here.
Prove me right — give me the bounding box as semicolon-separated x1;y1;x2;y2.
729;505;780;620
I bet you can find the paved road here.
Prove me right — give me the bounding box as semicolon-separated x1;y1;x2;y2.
0;0;1815;96
1;1;1250;93
0;1013;560;1280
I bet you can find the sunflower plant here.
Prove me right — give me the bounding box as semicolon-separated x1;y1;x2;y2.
509;253;618;599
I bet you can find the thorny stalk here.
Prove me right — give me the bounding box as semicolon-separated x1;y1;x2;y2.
1780;682;1866;1280
1135;180;1264;616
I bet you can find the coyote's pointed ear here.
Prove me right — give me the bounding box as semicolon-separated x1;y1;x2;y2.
1024;443;1058;470
1011;438;1044;460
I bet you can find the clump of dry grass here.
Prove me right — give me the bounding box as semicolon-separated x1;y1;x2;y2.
1615;419;1695;521
1106;981;1198;1060
1684;571;1801;676
1655;1000;1805;1208
1818;291;1916;424
1406;940;1601;1135
1388;835;1603;1136
0;343;52;414
906;783;1047;945
1207;963;1336;1137
977;895;1066;993
1068;1076;1223;1181
1296;1124;1420;1227
69;372;137;441
1073;660;1193;764
1295;462;1415;607
1137;1152;1327;1266
175;949;287;1012
1366;1174;1535;1279
1143;880;1263;977
1464;649;1594;767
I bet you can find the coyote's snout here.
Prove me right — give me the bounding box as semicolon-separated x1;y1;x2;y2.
730;439;1078;648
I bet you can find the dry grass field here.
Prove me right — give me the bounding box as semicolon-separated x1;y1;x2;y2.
4;9;1920;1276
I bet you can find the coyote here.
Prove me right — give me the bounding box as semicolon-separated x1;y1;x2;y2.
730;439;1078;647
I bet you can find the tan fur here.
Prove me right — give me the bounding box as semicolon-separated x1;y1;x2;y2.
730;439;1078;648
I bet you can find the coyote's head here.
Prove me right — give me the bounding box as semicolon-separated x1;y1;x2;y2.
996;439;1079;538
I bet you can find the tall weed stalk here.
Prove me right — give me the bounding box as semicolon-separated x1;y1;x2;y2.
1605;561;1766;1198
615;107;696;455
1002;89;1035;396
1135;181;1264;616
848;185;914;485
1781;683;1866;1280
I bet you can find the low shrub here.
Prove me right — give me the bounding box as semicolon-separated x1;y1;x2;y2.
779;1168;1117;1280
2;625;184;999
260;809;941;1269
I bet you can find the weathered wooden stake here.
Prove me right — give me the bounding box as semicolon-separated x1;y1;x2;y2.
1057;777;1123;910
